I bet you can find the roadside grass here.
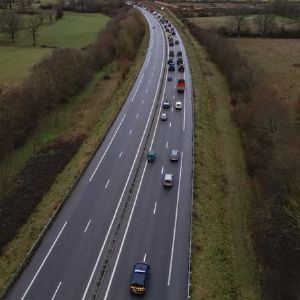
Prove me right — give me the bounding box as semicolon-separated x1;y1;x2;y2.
0;21;149;296
0;12;109;85
232;38;300;105
189;15;300;32
161;9;260;299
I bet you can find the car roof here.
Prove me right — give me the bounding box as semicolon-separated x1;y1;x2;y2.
134;262;150;271
171;149;178;154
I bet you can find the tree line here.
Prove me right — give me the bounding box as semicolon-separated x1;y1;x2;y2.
0;7;146;162
185;19;300;300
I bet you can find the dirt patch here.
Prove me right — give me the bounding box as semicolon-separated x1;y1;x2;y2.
0;135;85;253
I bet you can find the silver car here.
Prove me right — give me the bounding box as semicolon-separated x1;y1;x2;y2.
169;150;180;161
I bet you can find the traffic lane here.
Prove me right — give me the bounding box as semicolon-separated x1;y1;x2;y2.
6;15;166;300
102;157;182;300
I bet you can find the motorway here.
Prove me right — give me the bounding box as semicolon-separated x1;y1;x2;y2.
6;7;193;300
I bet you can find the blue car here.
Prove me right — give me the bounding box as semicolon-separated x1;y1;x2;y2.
167;76;172;81
129;263;150;295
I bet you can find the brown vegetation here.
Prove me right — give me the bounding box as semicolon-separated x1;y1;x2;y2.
185;19;300;300
0;135;85;254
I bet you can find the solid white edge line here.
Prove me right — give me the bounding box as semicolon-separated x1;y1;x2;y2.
167;152;184;286
81;13;166;300
89;114;126;182
131;73;145;102
84;220;92;233
50;281;62;300
21;222;67;300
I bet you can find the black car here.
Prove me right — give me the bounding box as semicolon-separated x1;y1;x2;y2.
169;42;174;47
169;50;174;57
167;58;174;65
129;263;150;295
168;65;175;72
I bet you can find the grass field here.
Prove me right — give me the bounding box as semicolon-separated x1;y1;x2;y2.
0;12;109;85
232;38;300;104
161;8;261;299
190;15;299;32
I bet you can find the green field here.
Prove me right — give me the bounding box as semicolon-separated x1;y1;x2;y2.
0;12;109;85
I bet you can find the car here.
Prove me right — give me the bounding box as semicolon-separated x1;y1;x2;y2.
163;99;170;108
160;113;167;121
170;149;180;161
175;101;182;110
175;40;179;45
169;42;174;47
169;50;174;57
166;28;170;33
167;58;173;65
147;150;156;162
168;65;175;72
167;76;172;81
177;50;182;57
129;263;150;295
172;31;176;36
177;58;183;65
163;173;173;188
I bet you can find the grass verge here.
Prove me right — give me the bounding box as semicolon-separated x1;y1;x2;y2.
0;18;149;296
162;9;261;300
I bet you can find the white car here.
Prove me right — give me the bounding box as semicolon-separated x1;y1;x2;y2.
160;113;167;121
175;101;182;110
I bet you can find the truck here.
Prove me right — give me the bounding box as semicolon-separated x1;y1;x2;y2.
177;79;185;93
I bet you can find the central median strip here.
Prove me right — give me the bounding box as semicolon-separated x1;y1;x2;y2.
81;12;167;300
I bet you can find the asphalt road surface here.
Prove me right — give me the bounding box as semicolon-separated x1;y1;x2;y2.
6;8;193;300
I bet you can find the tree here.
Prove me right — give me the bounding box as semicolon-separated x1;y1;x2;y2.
27;15;41;46
231;10;246;37
255;13;275;36
16;0;32;13
0;10;23;42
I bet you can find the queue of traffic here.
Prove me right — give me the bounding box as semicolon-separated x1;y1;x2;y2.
130;6;187;297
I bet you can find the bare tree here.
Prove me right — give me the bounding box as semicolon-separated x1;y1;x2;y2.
0;10;23;42
255;13;275;36
27;15;41;46
232;10;246;37
16;0;32;13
